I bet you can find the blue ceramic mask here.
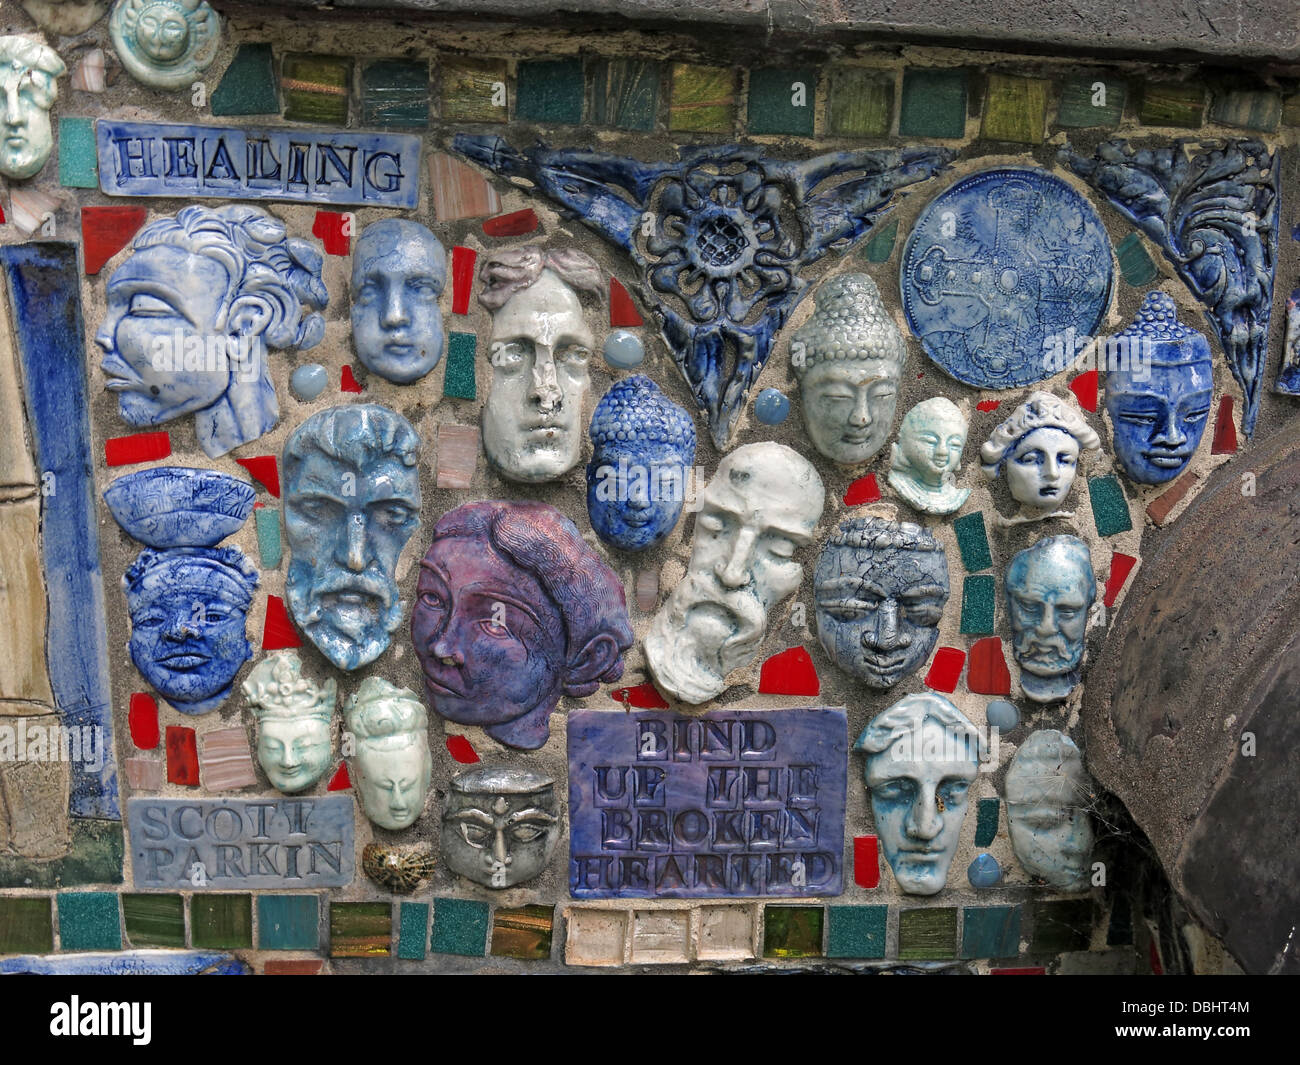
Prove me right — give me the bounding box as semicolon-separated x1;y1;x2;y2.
351;219;447;384
1004;534;1094;704
1104;291;1213;485
1004;729;1094;891
283;404;422;671
586;375;696;552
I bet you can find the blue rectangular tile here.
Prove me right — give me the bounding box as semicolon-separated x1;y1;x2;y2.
961;904;1022;958
257;894;319;950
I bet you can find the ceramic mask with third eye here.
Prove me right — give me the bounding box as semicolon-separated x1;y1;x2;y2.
441;765;560;888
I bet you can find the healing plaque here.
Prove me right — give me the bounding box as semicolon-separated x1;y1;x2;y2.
567;707;847;899
900;167;1113;389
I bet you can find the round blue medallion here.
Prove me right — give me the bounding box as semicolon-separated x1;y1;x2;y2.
754;387;790;425
900;168;1113;389
968;853;1002;888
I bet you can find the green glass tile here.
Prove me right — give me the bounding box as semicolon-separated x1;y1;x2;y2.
826;905;887;959
211;43;279;116
863;218;899;263
898;68;967;139
1139;81;1204;128
974;797;1000;846
361;59;429;129
122;893;184;948
330;902;391;958
1056;76;1127;128
1089;475;1133;536
962;905;1022;958
1116;231;1158;286
960;574;996;634
1283;93;1300;127
490;904;554;960
431;897;489;957
440;57;508;123
0;819;123;888
981;74;1048;143
255;507;281;568
516;58;584;125
747;67;816;137
58;117;97;188
762;905;823;958
952;511;992;572
398;902;429;960
898;906;958;960
669;63;736;133
1211;90;1282;132
592;58;660;131
0;896;53;953
1030;899;1094;954
191;894;252;949
57;891;121;951
257;894;319;951
827;68;893;138
282;54;351;126
444;332;477;400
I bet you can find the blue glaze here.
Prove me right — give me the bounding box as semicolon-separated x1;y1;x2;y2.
97;204;328;459
567;706;847;898
290;362;329;401
283;405;422;671
603;329;645;369
351;219;447;384
1104;292;1213;485
124;546;258;715
0;950;250;975
103;467;254;548
1005;535;1095;704
97;120;423;208
1061;139;1279;435
754;387;790;424
985;699;1020;732
815;517;949;689
1004;729;1094;891
586;375;697;552
110;0;221;90
967;853;1002;888
1;242;120;819
900;167;1113;390
451;135;954;448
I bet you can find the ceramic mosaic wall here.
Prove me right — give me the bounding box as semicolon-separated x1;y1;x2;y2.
0;4;1292;975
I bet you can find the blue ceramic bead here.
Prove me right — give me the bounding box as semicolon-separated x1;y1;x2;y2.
290;363;329;402
968;853;1002;888
603;330;645;369
986;699;1020;732
754;387;790;425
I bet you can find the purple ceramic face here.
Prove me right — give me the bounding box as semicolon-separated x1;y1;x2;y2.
412;534;568;748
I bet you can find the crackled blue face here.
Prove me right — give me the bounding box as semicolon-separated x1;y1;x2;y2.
1105;358;1213;485
586;440;692;551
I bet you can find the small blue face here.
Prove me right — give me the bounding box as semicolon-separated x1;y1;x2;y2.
586;441;692;551
1105;359;1213;485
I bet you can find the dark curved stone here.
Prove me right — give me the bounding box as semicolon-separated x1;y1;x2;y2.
1082;422;1300;975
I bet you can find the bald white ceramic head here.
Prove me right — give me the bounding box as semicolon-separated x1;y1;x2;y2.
888;397;970;515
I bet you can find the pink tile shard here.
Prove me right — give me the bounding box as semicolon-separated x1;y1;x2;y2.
199;726;259;790
429;152;501;221
436;424;479;489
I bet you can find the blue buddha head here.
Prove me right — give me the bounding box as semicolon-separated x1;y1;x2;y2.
586;375;697;551
1104;292;1213;485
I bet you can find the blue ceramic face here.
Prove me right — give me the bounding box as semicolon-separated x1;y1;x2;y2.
1005;536;1093;703
586;440;692;551
1105;359;1213;485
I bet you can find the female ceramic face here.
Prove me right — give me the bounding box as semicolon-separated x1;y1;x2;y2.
257;716;332;794
899;410;966;486
353;739;431;830
1006;426;1080;509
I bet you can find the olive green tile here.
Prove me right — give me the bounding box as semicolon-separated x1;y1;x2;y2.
592;58;661;131
1139;81;1204;127
669;63;736;133
898;906;958;960
0;820;123;888
762;905;823;958
982;73;1049;143
747;66;816;136
1056;76;1126;128
516;58;584;124
282;54;351;126
898;68;967;138
827;67;893;138
329;901;391;958
440;57;509;123
1030;899;1095;954
361;58;429;129
1211;89;1282;132
122;893;184;948
191;893;252;949
0;896;53;953
490;904;554;960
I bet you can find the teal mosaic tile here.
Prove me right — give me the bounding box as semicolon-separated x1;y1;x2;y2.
974;797;1000;846
257;894;319;951
58;117;97;188
747;66;817;136
361;59;430;129
516;58;585;125
1089;475;1133;536
952;511;992;572
826;905;887;959
57;891;121;951
1057;76;1127;128
1116;231;1159;286
255;506;281;568
862;218;899;263
898;68;967;138
592;58;661;131
211;43;279;116
398;902;429;960
961;904;1021;958
444;331;477;400
431;897;489;957
960;574;996;634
